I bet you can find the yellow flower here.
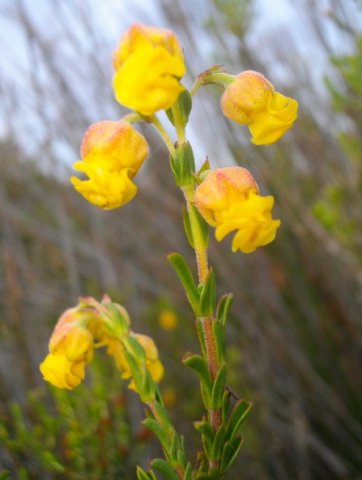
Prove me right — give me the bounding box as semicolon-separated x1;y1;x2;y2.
40;309;94;389
71;120;149;209
158;308;178;331
195;167;281;253
106;333;164;392
220;70;298;145
113;24;186;116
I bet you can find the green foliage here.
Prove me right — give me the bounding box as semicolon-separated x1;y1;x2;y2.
0;358;148;479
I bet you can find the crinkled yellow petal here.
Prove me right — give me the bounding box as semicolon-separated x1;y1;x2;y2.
213;192;280;253
249;93;298;145
113;45;185;116
113;24;185;71
40;353;87;390
71;167;138;210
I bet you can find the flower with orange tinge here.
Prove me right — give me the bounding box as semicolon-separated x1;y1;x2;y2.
220;71;298;145
113;24;186;116
71;120;149;209
40;308;94;389
107;333;164;393
195;167;281;254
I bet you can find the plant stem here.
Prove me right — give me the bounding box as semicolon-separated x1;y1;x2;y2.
150;115;176;155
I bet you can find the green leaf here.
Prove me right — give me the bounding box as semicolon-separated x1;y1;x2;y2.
142;370;156;401
169;142;195;186
169;432;182;461
220;435;244;473
212;320;225;364
211;423;226;461
123;335;146;363
222;390;231;424
151;459;179;480
216;293;234;325
168;253;200;314
166;107;175;126
211;363;227;410
195;318;207;358
123;351;143;392
225;400;252;442
199;269;216;317
190;205;209;249
183;355;212;403
143;418;169;447
177;90;192;125
196;158;211;179
183;208;194;248
137;467;157;480
184;463;192;480
194;420;214;455
152;401;172;428
0;472;11;480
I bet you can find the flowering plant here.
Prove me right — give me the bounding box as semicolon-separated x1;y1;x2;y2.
41;23;297;479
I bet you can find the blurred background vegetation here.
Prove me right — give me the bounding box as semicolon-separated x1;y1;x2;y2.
0;0;361;478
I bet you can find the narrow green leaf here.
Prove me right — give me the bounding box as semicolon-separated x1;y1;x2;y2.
212;320;225;364
222;390;231;423
196;158;211;178
184;463;192;480
142;370;156;401
137;467;156;480
225;400;252;442
166;108;175;126
170;142;195;186
183;208;194;248
123;335;146;363
211;423;226;461
169;432;182;461
190;204;209;248
143;418;169;447
183;355;212;394
199;269;216;317
216;293;234;325
177;90;192;125
151;459;179;480
152;401;172;428
168;253;199;314
211;363;227;410
195;318;207;358
123;351;143;393
0;472;10;480
220;435;244;473
194;420;214;455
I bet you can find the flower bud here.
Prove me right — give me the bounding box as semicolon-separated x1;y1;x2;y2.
195;167;258;225
112;24;186;116
220;71;298;145
71;120;149;209
195;167;280;253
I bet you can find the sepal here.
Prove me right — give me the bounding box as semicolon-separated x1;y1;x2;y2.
170;141;195;187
